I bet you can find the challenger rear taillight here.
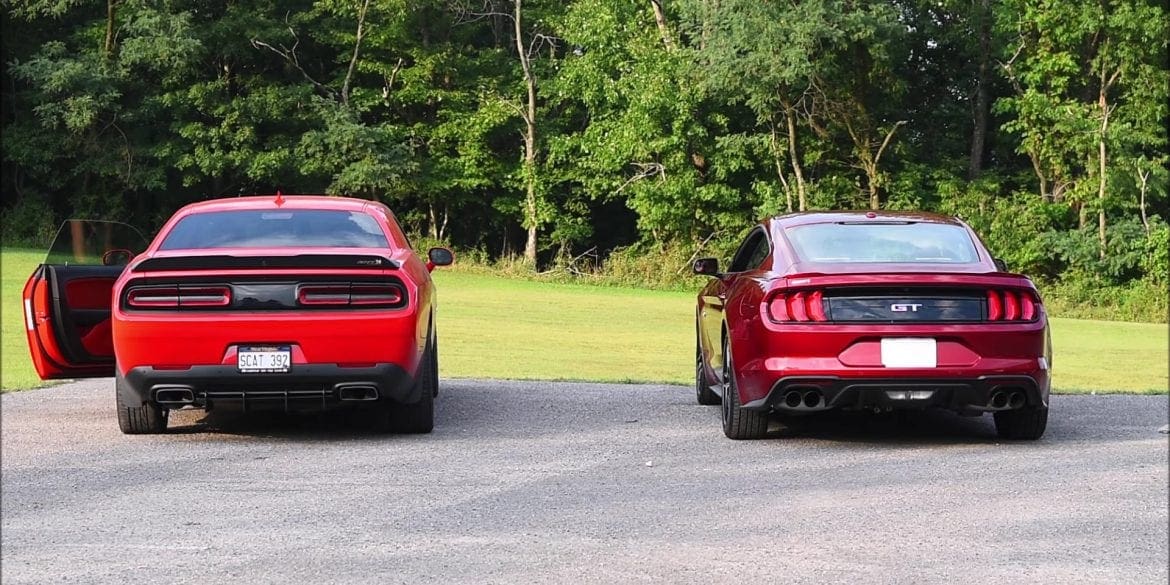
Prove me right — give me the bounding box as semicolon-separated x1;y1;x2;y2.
349;284;402;305
126;285;231;308
127;286;180;308
766;290;828;323
986;289;1038;321
178;286;231;307
296;283;403;307
297;285;350;306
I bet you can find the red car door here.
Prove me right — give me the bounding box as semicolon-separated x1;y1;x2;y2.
23;220;147;379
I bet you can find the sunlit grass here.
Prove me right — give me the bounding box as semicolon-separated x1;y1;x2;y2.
2;251;1165;394
2;248;48;391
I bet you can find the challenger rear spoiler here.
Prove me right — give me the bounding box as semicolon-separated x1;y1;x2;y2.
132;254;400;271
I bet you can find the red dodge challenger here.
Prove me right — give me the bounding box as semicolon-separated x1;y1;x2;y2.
694;211;1050;440
23;195;452;434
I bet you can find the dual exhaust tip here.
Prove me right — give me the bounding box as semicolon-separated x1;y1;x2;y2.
781;389;824;409
989;389;1026;410
152;384;381;405
336;384;379;401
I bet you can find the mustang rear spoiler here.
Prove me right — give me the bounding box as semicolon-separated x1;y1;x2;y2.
132;254;400;271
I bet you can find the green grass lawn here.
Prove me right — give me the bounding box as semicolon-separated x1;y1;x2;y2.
2;248;46;391
2;249;1166;393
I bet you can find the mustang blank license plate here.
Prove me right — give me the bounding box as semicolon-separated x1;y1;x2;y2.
237;346;292;373
880;338;937;368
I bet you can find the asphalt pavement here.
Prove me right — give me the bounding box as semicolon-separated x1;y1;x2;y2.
2;379;1167;584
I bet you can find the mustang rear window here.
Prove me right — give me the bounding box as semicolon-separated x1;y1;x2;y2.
785;222;980;263
159;210;389;250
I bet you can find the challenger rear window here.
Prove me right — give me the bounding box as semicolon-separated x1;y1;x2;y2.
785;222;980;263
159;210;389;250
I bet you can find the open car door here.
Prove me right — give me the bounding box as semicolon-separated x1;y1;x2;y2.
23;220;147;379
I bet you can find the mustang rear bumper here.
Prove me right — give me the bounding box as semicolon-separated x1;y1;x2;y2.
119;363;419;411
742;374;1048;414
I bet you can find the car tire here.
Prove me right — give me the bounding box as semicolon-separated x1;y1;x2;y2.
720;338;768;440
115;373;168;434
431;333;440;398
696;343;721;406
993;406;1048;440
382;338;436;434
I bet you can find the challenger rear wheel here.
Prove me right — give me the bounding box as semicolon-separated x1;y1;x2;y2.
720;338;768;440
115;372;168;435
384;338;436;434
994;406;1048;440
695;342;720;406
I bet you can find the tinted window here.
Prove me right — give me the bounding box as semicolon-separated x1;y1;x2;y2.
786;222;979;263
728;229;770;272
44;220;148;265
159;210;389;250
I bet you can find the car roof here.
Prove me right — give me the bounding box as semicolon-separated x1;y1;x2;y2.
769;210;966;229
175;195;377;215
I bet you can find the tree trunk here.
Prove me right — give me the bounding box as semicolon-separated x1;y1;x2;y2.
783;103;808;211
968;0;991;179
340;0;371;107
1137;168;1151;238
649;1;675;50
769;122;793;213
1097;83;1109;260
104;0;117;58
514;0;539;264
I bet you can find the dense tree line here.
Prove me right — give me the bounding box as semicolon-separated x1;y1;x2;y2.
2;1;1166;299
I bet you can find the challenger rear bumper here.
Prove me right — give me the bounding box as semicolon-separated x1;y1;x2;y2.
119;363;419;411
742;374;1048;413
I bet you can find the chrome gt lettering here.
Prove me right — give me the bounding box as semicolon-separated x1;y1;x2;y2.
890;303;923;312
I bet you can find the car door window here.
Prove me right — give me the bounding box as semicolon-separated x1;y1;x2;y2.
728;229;771;272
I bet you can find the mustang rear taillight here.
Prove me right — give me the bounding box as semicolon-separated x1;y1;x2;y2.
986;289;1038;321
297;283;403;307
767;290;828;323
126;285;231;308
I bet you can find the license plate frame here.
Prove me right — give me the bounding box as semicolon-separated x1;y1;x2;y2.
880;338;937;368
237;345;292;373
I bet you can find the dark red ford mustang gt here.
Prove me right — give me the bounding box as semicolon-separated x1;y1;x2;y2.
23;195;452;434
693;211;1050;440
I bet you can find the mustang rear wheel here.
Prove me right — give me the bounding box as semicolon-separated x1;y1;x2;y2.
115;373;168;434
695;343;720;406
993;406;1048;440
382;337;436;434
720;339;768;440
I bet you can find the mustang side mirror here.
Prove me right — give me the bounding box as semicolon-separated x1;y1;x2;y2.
426;247;454;272
993;257;1008;272
693;257;719;276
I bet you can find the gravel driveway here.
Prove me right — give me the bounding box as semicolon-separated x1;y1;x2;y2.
2;379;1167;584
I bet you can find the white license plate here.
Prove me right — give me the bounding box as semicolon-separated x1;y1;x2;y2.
880;338;937;368
238;346;292;373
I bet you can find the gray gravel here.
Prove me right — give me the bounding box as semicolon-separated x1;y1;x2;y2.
2;379;1167;584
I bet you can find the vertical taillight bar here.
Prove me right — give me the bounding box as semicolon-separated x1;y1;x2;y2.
766;289;827;323
987;288;1038;321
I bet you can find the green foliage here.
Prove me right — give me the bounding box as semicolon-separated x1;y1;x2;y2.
1;0;1166;321
0;196;56;247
